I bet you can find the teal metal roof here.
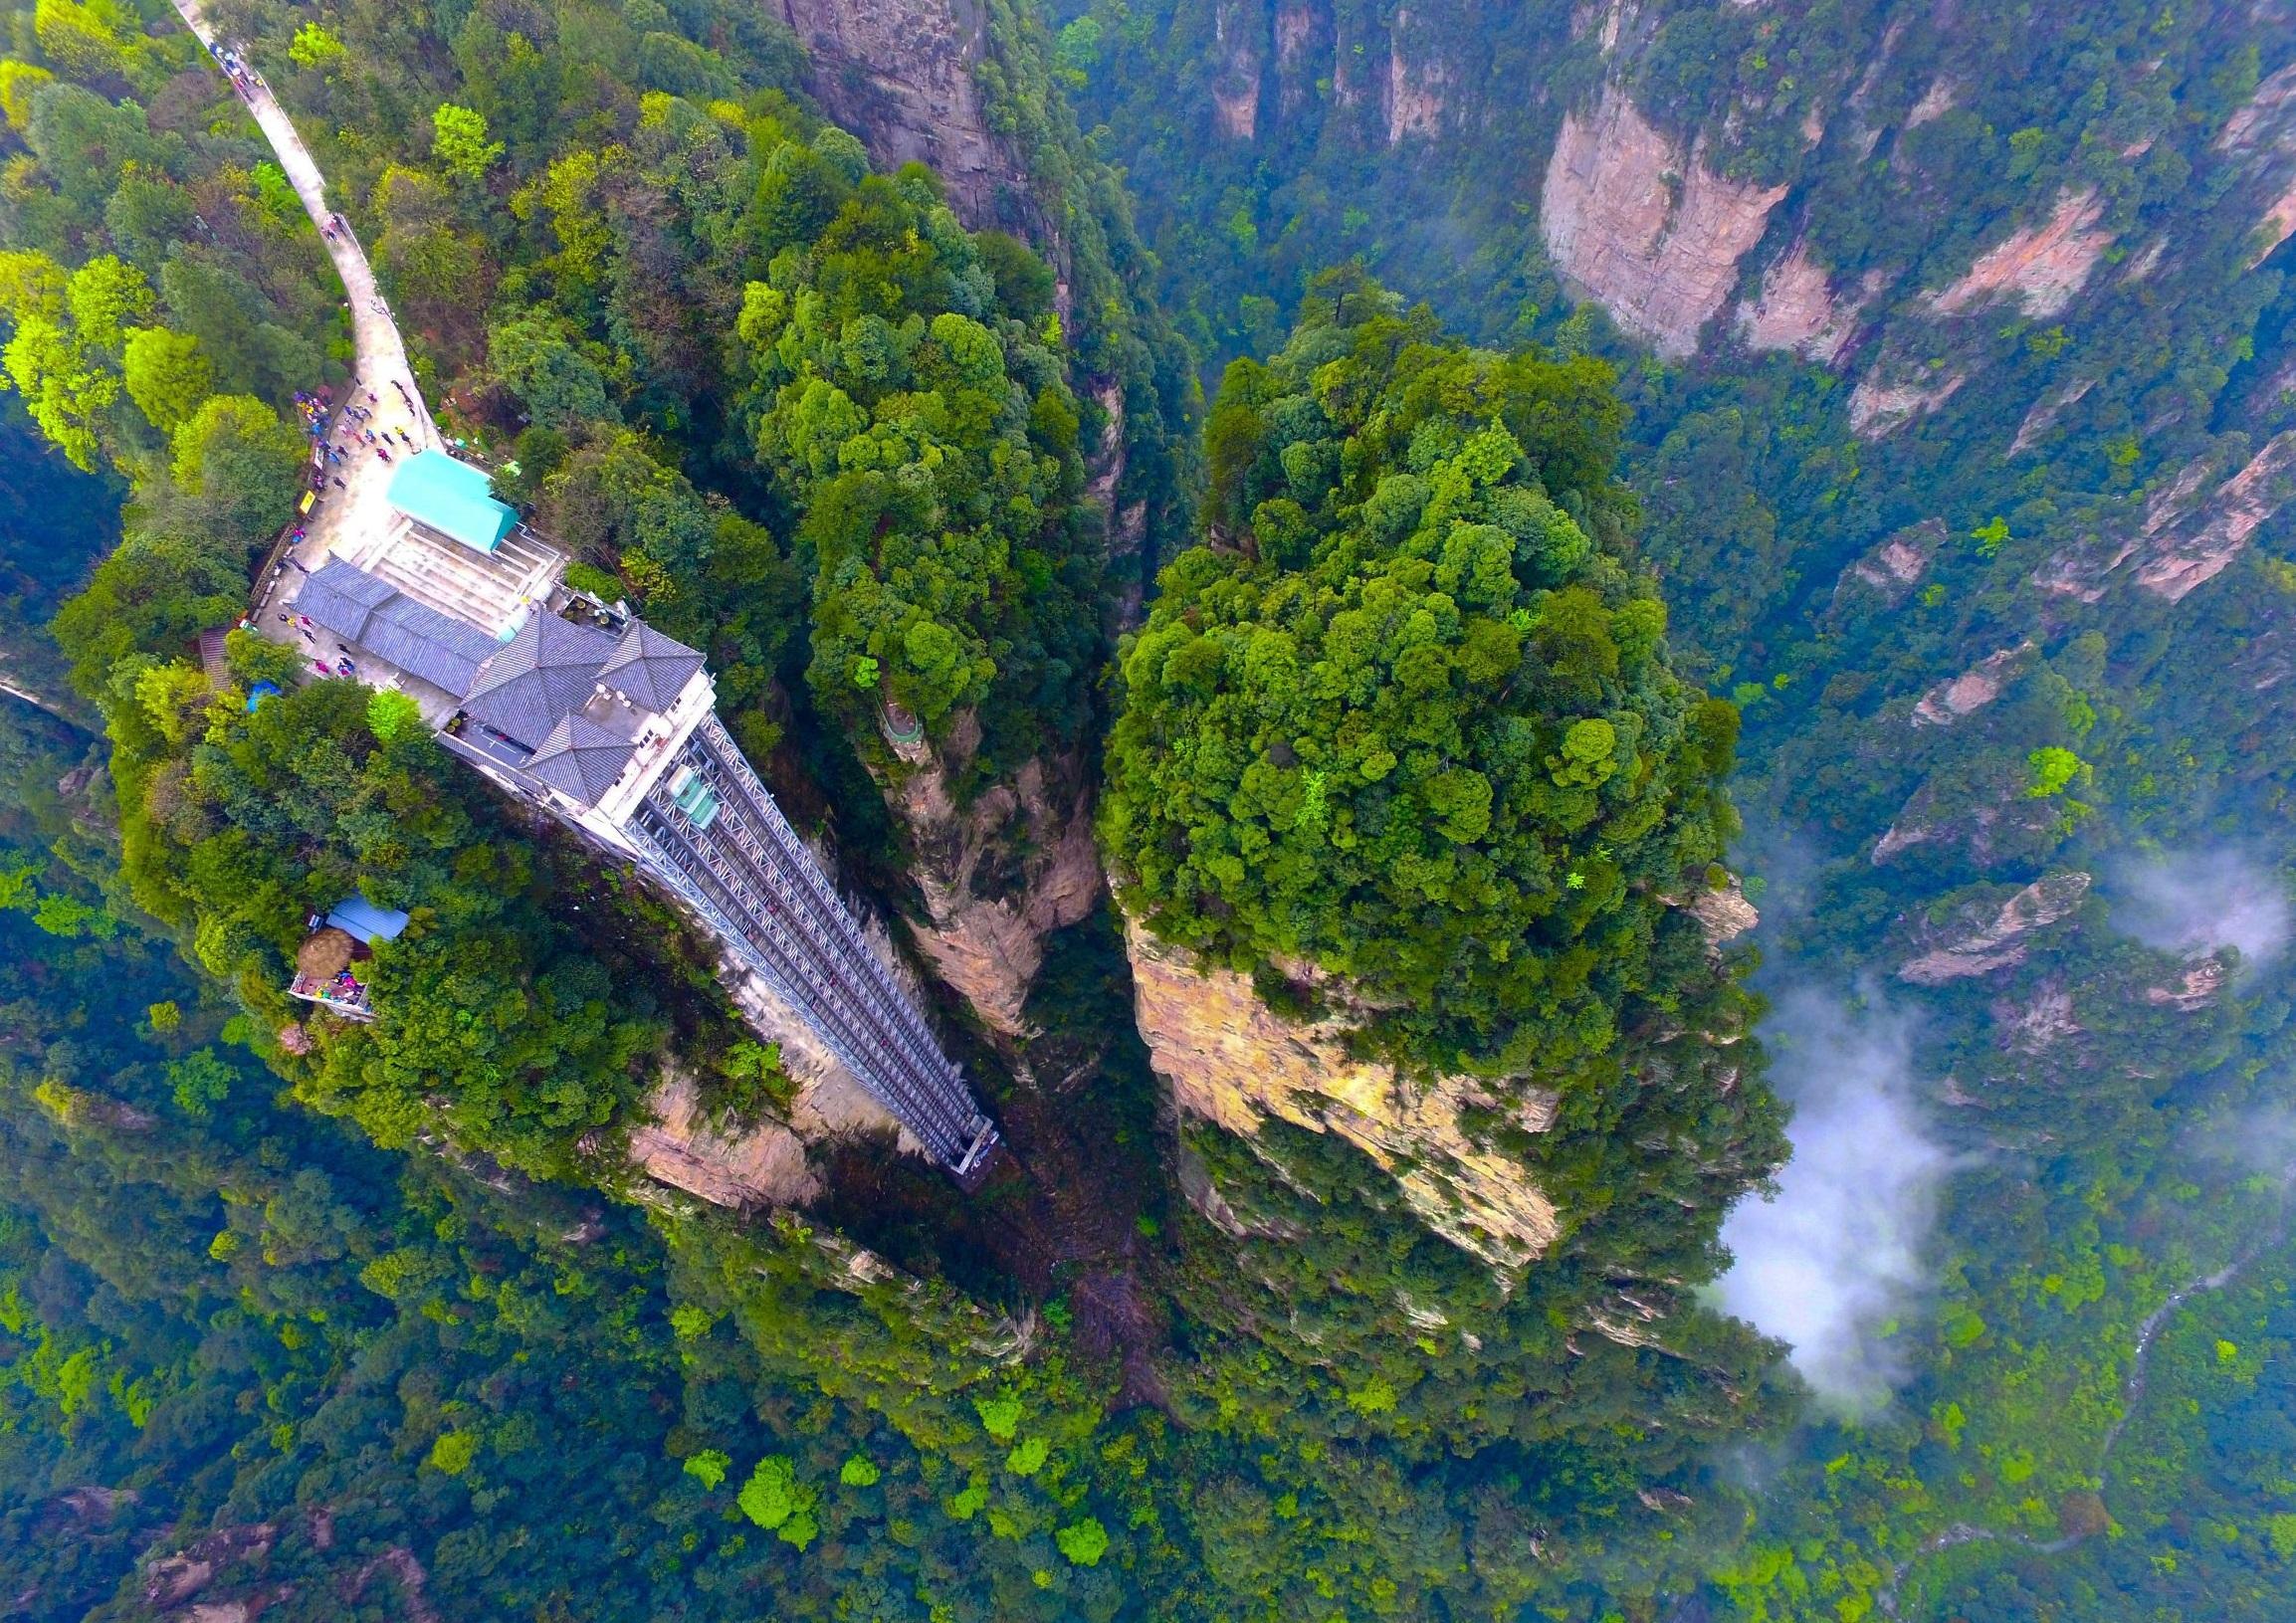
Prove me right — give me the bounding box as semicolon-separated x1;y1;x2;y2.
325;894;410;943
386;452;517;554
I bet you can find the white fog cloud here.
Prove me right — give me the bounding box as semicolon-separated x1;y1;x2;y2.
1716;990;1954;1414
2111;849;2291;969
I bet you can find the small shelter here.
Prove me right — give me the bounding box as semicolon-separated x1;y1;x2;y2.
324;894;410;945
285;894;407;1022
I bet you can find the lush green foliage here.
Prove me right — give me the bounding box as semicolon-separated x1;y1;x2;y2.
1107;274;1741;1079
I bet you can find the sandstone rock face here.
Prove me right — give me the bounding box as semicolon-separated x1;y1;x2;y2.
1124;921;1561;1269
1912;642;2033;727
1541;87;1788;359
1830;517;1942;610
1384;9;1447;144
1905;77;1957;128
774;0;1016;227
1687;880;1760;945
631;1068;825;1209
2214;64;2296;265
1996;981;2081;1053
2147;960;2227;1011
1898;872;2091;985
1926;189;2112;319
1847;366;1965;438
1210;0;1262;138
2036;432;2296;604
2009;377;2096;455
629;927;913;1209
2218;62;2296;155
2256;177;2296;267
2134;433;2296;600
884;722;1103;1037
1273;3;1321;115
1736;240;1870;364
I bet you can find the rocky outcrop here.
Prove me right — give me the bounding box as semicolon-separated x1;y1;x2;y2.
1541;87;1789;359
631;1068;826;1209
1830;517;1942;611
773;0;1018;227
144;1525;274;1612
882;720;1102;1037
2255;177;2296;267
2009;377;2096;455
2036;432;2296;604
1848;366;1966;437
1688;879;1760;945
1926;189;2112;319
1995;981;2081;1053
1384;9;1447;144
2146;960;2227;1011
2218;62;2296;155
1905;77;1957;128
1736;240;1873;364
2214;64;2296;266
1125;922;1560;1269
1209;0;1262;138
1912;642;2034;727
1898;872;2091;985
1273;3;1321;116
2135;433;2296;599
627;919;919;1207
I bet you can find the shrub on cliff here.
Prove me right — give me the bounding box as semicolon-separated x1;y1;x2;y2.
1102;271;1742;1079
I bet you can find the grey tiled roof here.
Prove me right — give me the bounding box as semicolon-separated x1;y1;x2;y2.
597;620;705;712
297;559;500;695
522;711;638;803
461;613;617;749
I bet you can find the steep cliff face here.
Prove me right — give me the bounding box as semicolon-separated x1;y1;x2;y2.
628;939;910;1209
1540;87;1789;359
2034;432;2296;604
1924;189;2112;319
1383;7;1448;144
1124;922;1561;1269
1209;0;1263;137
773;0;1020;227
1898;871;2092;985
1736;239;1871;363
875;716;1103;1039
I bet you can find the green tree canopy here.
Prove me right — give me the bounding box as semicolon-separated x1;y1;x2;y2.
1102;273;1740;1079
120;325;211;431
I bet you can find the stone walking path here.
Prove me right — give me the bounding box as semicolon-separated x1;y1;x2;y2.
163;0;440;622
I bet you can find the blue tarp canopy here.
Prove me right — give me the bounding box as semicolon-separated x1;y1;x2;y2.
386;452;517;554
325;894;410;944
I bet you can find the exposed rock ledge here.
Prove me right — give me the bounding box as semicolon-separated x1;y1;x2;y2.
1848;365;1965;439
629;936;911;1209
2034;431;2296;604
1541;87;1788;359
1898;872;2091;985
1912;642;2033;727
883;720;1103;1037
773;0;1016;229
1125;920;1561;1270
1925;189;2112;319
1736;239;1875;364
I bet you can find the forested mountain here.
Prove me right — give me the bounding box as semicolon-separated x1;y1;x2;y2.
1061;0;2296;1615
2;0;2294;1617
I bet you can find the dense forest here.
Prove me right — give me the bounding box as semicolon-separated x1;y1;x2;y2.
4;0;2296;1617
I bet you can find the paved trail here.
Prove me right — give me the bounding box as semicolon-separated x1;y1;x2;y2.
163;0;440;609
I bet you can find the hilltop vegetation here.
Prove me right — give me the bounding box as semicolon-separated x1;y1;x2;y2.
1106;271;1742;1085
